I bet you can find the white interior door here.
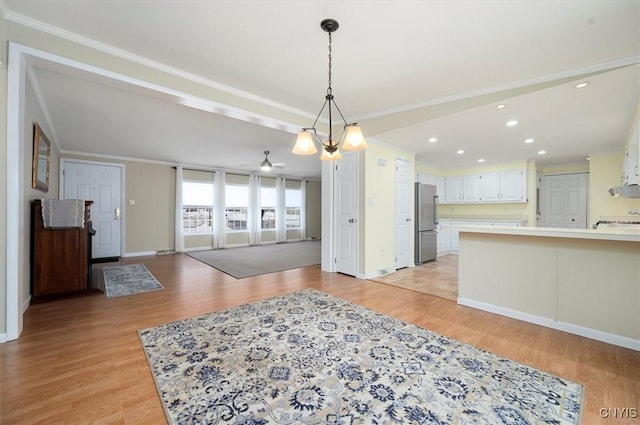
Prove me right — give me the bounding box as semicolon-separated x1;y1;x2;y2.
543;175;565;227
543;173;587;228
335;152;358;276
395;158;411;269
63;160;123;259
563;173;588;228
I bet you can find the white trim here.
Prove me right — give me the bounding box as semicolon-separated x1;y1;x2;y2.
122;251;156;258
183;246;215;253
0;333;6;343
5;42;26;341
457;297;640;351
5;44;303;140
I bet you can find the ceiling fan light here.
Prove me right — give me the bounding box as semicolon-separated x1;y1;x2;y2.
340;124;367;151
320;147;342;161
292;130;318;155
260;160;272;171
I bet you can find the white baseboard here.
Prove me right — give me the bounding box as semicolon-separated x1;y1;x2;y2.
458;297;640;351
22;295;31;313
0;333;7;343
122;251;156;257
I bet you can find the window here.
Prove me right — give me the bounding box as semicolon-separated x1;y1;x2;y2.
261;186;276;229
285;187;302;229
225;184;249;231
182;181;213;234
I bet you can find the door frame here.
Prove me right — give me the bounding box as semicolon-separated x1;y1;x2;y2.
60;158;126;258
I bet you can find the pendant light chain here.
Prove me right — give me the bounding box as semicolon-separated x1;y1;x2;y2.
327;31;332;96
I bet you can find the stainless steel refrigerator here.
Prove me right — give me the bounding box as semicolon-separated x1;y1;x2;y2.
415;183;439;264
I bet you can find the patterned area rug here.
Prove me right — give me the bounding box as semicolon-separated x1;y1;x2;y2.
138;289;583;424
103;263;163;298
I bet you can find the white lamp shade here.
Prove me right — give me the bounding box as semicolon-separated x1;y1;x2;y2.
340;124;367;151
292;130;318;155
320;147;342;161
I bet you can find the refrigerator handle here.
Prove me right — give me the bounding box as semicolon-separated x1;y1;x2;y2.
434;195;439;225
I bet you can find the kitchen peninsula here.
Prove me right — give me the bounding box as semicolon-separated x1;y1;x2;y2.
455;225;640;350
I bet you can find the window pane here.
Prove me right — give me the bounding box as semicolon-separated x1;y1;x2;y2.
261;208;276;229
286;188;301;207
261;187;276;207
183;182;214;206
183;207;213;234
226;185;249;207
286;208;301;228
225;207;248;231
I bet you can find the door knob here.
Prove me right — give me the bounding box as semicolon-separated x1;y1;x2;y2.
115;208;121;220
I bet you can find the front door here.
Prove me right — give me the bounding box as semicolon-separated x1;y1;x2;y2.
62;160;123;259
335;152;358;276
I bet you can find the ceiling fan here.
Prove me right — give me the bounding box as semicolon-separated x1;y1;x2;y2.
240;150;286;172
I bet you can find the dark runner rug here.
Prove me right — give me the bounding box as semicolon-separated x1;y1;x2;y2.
139;289;583;424
103;263;163;298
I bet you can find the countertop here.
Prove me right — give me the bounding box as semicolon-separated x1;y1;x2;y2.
441;224;640;242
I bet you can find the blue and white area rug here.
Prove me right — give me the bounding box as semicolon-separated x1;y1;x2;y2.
103;263;163;298
138;289;583;424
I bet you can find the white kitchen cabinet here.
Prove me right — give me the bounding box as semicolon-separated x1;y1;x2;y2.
463;175;481;202
500;170;527;202
445;176;463;203
436;176;446;199
442;170;527;204
437;224;452;254
479;173;500;202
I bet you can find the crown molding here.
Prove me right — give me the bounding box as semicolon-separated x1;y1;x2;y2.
354;56;640;122
0;1;316;122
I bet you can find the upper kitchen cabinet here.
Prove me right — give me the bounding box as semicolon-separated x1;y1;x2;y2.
443;170;527;204
623;122;639;185
499;170;527;202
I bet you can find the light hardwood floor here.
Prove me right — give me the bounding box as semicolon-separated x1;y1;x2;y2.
1;253;638;424
370;254;458;301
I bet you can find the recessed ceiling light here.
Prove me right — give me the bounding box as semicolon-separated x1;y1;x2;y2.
478;158;485;163
428;137;438;143
456;150;465;154
524;138;534;144
538;150;547;155
496;104;506;109
506;120;518;127
575;81;590;89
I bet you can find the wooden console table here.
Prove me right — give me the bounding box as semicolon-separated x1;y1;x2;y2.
30;200;101;303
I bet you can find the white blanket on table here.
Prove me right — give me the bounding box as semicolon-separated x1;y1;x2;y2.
41;199;85;229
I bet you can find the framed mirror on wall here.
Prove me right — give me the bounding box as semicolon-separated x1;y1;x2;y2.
32;122;51;192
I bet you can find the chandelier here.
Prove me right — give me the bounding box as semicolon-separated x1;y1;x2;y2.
292;19;367;160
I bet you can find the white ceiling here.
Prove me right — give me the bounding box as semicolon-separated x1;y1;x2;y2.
3;0;639;178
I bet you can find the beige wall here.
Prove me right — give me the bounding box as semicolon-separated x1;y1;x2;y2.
305;180;321;239
362;141;415;277
21;76;61;307
589;152;640;224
